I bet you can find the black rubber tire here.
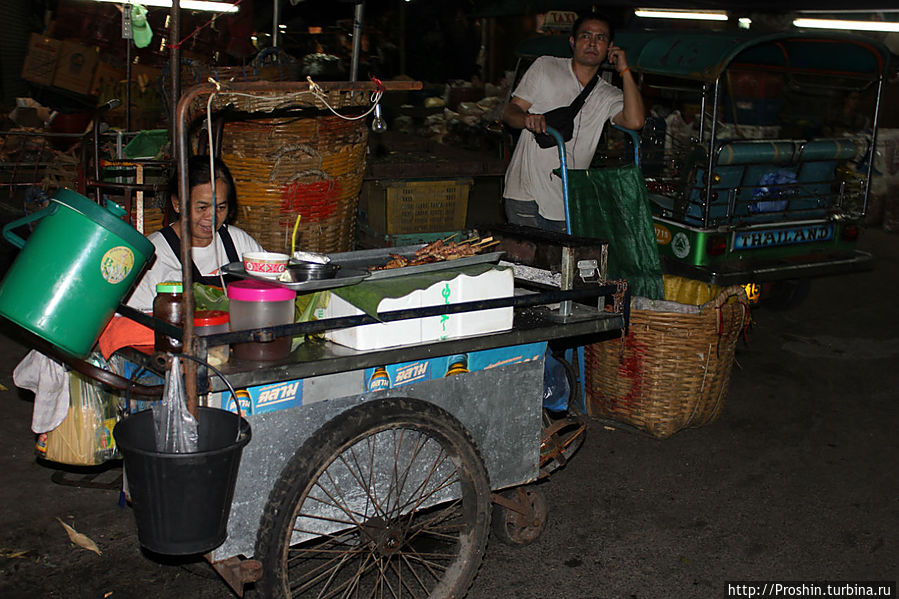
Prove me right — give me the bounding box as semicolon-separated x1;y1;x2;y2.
254;397;492;599
490;486;548;546
762;278;811;311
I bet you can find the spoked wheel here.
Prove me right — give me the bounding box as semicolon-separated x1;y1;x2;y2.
255;397;492;599
490;486;548;546
539;409;587;478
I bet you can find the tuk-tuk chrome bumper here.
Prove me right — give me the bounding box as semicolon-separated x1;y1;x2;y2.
660;249;874;286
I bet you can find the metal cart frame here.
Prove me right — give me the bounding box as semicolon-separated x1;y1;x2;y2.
37;80;630;598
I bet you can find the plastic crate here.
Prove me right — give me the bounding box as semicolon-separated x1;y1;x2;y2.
360;178;471;235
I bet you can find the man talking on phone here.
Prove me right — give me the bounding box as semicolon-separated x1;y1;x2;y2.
502;13;645;232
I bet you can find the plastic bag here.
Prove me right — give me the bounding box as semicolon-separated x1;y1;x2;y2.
750;169;796;213
152;357;198;453
542;352;570;413
39;372;121;465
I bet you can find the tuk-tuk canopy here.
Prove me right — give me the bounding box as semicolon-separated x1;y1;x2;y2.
516;29;890;81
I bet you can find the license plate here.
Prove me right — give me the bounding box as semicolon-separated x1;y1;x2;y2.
732;223;834;251
743;283;761;304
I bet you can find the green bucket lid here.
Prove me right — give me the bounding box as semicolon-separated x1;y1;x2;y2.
52;188;155;259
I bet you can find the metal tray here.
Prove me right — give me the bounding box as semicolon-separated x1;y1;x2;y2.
222;262;371;292
329;244;504;280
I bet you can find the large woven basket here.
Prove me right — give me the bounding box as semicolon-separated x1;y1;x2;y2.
586;286;749;438
220;112;368;254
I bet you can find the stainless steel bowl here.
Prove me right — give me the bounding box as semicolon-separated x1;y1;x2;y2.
281;260;340;282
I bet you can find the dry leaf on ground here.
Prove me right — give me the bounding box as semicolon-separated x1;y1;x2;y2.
56;517;102;556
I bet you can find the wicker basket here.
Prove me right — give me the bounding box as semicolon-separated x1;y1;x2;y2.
220;112;368;254
586;286;749;438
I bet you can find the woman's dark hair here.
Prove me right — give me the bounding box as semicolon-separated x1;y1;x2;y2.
571;13;615;44
165;155;238;225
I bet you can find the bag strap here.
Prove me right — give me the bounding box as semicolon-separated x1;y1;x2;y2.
567;73;600;117
159;224;239;287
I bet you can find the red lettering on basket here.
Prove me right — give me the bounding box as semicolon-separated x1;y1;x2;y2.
280;180;343;223
617;334;648;406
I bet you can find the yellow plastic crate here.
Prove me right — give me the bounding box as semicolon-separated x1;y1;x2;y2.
382;179;471;234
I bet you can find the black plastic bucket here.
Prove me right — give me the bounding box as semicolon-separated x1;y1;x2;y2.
114;407;251;555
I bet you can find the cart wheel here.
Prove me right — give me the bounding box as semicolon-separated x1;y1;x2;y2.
254;397;491;599
539;409;587;477
491;486;548;546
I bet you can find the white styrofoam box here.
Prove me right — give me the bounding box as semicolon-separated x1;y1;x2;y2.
420;267;514;341
321;267;514;350
321;290;421;351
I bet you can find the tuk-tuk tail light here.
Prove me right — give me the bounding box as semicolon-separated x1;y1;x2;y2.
841;224;860;242
707;234;727;257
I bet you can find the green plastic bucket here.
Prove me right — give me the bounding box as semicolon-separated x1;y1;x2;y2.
0;189;154;356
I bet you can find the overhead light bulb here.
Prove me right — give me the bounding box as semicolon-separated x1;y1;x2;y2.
371;103;387;134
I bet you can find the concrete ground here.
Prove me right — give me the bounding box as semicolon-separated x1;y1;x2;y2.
0;229;897;598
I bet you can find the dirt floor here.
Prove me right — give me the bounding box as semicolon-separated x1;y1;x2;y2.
0;229;897;598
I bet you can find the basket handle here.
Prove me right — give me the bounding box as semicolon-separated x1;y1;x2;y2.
268;144;322;181
703;285;751;357
283;168;334;188
703;285;749;310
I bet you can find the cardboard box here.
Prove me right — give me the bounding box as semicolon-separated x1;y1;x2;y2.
53;40;100;96
22;34;62;86
90;61;125;98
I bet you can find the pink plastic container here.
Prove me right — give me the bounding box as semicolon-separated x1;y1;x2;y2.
227;280;296;361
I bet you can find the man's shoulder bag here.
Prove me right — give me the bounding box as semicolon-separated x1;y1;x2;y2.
533;74;600;149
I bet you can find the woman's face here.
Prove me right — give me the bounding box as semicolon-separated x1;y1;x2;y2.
174;179;229;247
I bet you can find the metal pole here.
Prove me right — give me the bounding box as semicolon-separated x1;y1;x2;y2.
862;74;885;217
703;78;720;228
350;2;364;82
272;0;280;48
126;42;132;132
169;0;198;418
169;0;181;148
399;0;406;76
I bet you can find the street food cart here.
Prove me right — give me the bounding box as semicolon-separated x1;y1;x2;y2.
8;79;628;598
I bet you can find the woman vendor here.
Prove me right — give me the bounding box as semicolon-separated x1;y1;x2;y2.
126;155;264;312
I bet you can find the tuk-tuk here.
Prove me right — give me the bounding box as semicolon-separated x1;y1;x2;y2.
511;29;890;307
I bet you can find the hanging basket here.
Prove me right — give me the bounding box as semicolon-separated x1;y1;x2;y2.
586;286;749;438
